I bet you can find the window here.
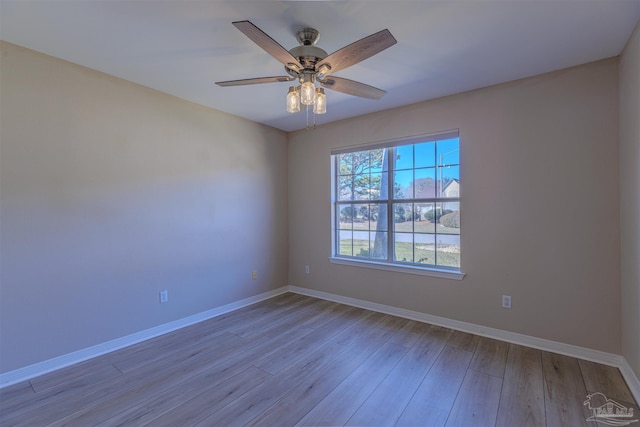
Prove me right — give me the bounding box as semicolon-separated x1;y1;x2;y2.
331;131;461;276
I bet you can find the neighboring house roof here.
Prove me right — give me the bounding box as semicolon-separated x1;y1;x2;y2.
443;179;460;192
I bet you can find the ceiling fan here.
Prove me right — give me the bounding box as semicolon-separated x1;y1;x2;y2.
215;21;397;111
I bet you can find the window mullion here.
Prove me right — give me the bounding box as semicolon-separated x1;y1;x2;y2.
412;144;416;263
334;156;339;256
387;147;394;262
436;142;439;266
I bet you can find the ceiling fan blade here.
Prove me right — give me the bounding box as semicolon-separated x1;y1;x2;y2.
232;21;303;72
216;76;294;87
320;76;386;100
316;29;396;75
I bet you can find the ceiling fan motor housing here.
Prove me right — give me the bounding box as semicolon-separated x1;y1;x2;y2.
288;45;327;68
285;27;328;78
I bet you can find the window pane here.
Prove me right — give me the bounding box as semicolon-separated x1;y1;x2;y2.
414;168;436;199
368;172;387;200
338;204;354;229
437;138;459;166
353;229;370;258
370;231;387;259
421;202;442;226
395;145;413;170
438;202;460;235
440;166;460;198
369;149;385;173
437;234;460;268
354;205;369;230
394;170;412;199
415;203;436;233
393;203;413;231
352;151;372;174
415;141;436;168
394;232;413;262
339;153;353;174
338;230;353;256
338;175;353;201
409;203;421;222
415;233;436;265
353;171;370;200
370;203;388;232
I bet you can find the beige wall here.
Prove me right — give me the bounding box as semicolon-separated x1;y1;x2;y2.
289;58;621;353
1;33;631;376
0;42;289;373
620;21;640;378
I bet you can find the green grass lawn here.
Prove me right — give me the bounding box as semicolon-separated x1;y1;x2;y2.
339;239;460;268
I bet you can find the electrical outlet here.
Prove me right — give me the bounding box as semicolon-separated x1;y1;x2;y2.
502;295;512;309
252;271;257;280
160;290;168;303
305;265;310;274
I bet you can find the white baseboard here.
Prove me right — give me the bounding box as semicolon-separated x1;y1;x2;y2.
0;286;288;388
619;358;640;404
288;285;640;404
3;284;639;406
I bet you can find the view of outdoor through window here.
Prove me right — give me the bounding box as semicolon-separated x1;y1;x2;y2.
333;133;460;269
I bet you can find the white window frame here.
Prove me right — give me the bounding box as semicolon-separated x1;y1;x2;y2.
330;130;465;280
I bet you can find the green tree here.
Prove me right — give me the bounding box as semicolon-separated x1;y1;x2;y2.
339;150;384;200
340;206;356;220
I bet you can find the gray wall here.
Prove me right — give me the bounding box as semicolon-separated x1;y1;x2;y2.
0;42;289;373
288;58;621;354
620;21;640;379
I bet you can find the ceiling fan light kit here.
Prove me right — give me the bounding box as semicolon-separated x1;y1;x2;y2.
215;20;397;123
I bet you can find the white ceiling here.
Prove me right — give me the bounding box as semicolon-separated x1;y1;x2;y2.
1;1;639;132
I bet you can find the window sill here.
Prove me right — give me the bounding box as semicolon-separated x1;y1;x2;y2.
329;257;465;281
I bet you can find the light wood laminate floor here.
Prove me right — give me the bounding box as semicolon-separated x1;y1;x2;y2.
1;293;637;426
